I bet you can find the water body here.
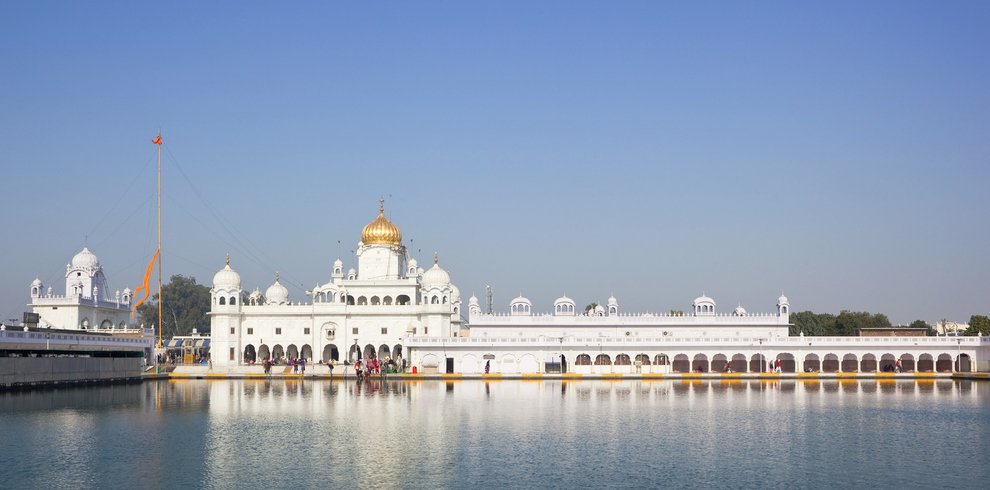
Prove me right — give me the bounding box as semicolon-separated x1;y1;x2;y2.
2;379;987;488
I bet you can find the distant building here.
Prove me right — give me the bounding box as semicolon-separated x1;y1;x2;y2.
28;248;136;330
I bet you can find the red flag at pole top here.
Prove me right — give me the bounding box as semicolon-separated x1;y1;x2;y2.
152;134;162;145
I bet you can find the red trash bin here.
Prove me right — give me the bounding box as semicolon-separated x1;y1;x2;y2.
412;366;417;374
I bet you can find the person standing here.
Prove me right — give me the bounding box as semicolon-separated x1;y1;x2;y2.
484;360;490;374
301;357;306;375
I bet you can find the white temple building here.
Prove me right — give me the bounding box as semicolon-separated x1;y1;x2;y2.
27;247;136;330
209;200;462;368
208;202;988;374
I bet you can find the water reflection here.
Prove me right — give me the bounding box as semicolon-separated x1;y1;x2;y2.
1;379;988;488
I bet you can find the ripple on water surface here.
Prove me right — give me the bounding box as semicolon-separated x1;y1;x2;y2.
1;379;988;489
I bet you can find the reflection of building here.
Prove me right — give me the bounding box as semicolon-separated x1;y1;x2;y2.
209;200;462;368
28;248;136;331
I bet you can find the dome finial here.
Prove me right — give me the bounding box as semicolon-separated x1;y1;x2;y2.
379;196;385;213
225;252;230;266
434;251;439;264
275;271;280;282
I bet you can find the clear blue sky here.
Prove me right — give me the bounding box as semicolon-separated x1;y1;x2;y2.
1;1;987;325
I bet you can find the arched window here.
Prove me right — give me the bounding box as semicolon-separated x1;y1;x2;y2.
230;296;236;305
431;295;439;304
357;296;368;305
383;296;393;305
371;296;380;305
219;296;226;305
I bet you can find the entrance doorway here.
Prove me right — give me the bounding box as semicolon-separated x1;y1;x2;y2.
446;357;454;374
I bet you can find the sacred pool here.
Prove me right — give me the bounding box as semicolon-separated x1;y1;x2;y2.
2;379;987;488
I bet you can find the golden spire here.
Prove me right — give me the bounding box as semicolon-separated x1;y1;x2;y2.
361;199;402;245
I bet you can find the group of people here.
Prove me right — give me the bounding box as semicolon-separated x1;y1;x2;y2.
256;356;406;377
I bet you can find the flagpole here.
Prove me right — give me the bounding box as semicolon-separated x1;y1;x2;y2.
157;132;163;350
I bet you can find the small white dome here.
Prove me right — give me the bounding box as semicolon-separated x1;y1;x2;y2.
123;287;131;295
607;295;618;306
248;288;262;300
734;305;747;316
511;295;530;305
347;268;356;276
71;247;100;269
421;263;451;289
31;278;43;288
510;295;531;316
778;294;789;305
333;258;343;268
408;258;418;268
693;294;715;306
265;275;289;305
468;294;479;305
554;295;574;305
212;257;241;289
450;285;461;303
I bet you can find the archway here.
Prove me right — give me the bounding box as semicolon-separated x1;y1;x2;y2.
749;354;766;373
711;354;728;372
822;354;839;373
243;344;256;364
635;354;651;365
777;353;795;373
379;344;391;360
879;354;896;372
594;354;612;366
301;344;313;361
576;354;592;365
348;344;362;362
461;354;479;374
500;354;517;373
396;294;410;305
803;353;820;373
917;353;934;372
654;354;670;366
614;354;631;365
393;344;403;361
672;354;689;373
364;344;376;360
841;353;858;372
322;344;339;362
286;344;299;361
860;353;877;372
936;354;953;372
956;354;972;372
899;353;915;372
730;353;747;373
519;354;539;373
258;344;270;362
272;344;285;363
692;354;708;373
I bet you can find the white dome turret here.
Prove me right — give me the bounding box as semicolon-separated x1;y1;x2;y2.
30;278;43;298
31;278;43;288
265;273;289;305
693;293;716;316
734;305;747;316
777;293;790;316
554;295;576;316
450;284;461;303
212;255;241;289
510;295;532;316
70;247;100;270
421;263;451;290
407;257;419;276
607;294;619;315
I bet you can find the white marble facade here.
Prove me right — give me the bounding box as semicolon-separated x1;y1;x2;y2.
28;248;135;330
210;200;462;368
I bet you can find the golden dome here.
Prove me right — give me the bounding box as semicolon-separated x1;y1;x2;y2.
361;199;402;246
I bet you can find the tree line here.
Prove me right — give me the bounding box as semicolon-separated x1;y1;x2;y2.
790;310;990;337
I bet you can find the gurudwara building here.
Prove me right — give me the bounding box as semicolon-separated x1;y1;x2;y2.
211;203;989;374
210;200;462;368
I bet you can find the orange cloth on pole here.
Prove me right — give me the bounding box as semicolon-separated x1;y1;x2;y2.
152;134;162;145
131;248;160;317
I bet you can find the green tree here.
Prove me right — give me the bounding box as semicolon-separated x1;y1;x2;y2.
137;274;211;339
833;310;892;336
584;303;599;314
964;315;990;336
669;309;684;316
908;319;934;336
790;311;837;336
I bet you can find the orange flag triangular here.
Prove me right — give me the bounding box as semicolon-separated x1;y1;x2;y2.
152;134;162;145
